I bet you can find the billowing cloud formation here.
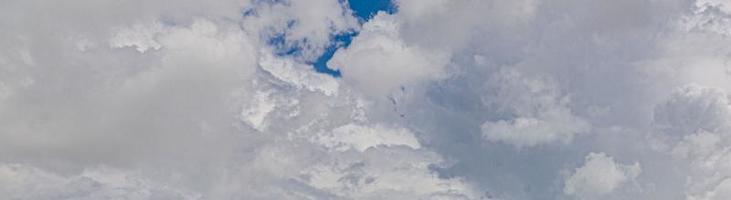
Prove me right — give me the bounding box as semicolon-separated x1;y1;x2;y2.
563;152;641;199
4;0;731;199
329;13;450;97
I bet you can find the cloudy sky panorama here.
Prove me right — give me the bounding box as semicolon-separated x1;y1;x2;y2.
3;0;731;199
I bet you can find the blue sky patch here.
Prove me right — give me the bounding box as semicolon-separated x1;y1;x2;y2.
348;0;397;21
256;0;396;78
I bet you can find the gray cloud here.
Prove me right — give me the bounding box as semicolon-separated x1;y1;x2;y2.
3;0;731;199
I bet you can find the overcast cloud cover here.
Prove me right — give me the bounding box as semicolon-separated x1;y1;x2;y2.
3;0;731;199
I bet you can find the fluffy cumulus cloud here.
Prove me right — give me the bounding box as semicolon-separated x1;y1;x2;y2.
329;13;450;97
5;0;731;199
563;152;641;199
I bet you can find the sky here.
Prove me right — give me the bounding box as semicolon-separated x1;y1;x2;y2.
3;0;731;199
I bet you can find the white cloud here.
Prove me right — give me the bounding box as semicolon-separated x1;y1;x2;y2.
481;116;588;148
329;12;450;97
0;3;481;198
259;51;340;96
239;90;278;131
564;152;641;199
299;147;480;200
296;123;480;199
8;0;731;199
480;69;589;148
314;123;421;152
